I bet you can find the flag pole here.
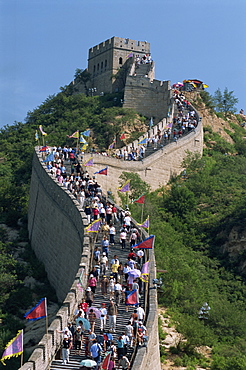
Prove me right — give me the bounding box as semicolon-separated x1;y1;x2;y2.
21;330;24;367
45;298;50;370
140;202;144;239
146;218;150;262
106;173;108;204
141;203;144;224
45;298;48;335
77;135;79;155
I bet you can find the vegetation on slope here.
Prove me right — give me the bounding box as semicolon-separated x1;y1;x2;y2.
125;121;246;369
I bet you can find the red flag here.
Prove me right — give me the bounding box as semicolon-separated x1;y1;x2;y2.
101;352;111;370
133;194;145;204
120;133;125;140
132;235;155;249
39;146;48;152
24;298;47;321
125;289;138;306
94;167;108;175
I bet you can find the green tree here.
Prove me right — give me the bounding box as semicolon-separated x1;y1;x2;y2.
212;87;238;117
199;90;215;112
74;68;91;96
164;185;196;218
118;172;150;205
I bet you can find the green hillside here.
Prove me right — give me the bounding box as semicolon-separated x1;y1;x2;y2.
1;89;246;369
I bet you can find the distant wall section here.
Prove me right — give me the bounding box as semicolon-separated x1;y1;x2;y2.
83;119;203;199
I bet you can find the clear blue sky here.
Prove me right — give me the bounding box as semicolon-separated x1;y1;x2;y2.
0;0;245;128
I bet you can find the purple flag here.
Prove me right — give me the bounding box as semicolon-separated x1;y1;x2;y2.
1;330;23;365
118;180;130;193
138;216;149;229
140;261;149;282
84;157;94;166
85;219;101;232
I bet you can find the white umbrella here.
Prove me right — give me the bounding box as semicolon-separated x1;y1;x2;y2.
80;358;97;367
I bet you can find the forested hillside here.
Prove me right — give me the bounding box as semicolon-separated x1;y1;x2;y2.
1;89;246;369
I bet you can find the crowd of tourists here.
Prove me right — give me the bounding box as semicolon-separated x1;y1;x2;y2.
57;204;148;369
135;53;152;65
44;155;148;369
172;91;198;133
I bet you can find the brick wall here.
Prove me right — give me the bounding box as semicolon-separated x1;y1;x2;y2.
83;119;203;201
28;151;89;302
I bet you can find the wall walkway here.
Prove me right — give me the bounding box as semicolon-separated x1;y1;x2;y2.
20;149;160;370
83;115;203;200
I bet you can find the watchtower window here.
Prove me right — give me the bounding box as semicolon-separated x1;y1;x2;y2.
97;63;99;71
93;65;96;73
119;57;123;65
105;59;107;68
101;61;103;69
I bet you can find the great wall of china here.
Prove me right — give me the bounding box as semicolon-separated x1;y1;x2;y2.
20;37;203;369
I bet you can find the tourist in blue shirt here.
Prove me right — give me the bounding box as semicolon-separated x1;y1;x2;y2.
90;339;102;369
117;335;125;360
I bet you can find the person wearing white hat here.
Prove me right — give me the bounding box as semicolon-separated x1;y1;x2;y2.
100;252;108;276
85;287;94;307
62;335;71;365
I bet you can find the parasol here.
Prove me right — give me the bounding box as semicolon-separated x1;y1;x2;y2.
86;306;101;319
80;359;97;367
76;317;91;331
128;269;141;278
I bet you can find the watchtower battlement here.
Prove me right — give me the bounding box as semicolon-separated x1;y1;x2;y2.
88;36;150;59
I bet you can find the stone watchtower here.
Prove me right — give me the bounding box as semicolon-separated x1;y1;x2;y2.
87;36;151;94
73;36;171;123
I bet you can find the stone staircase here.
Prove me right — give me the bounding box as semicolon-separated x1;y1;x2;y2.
139;100;198;160
134;63;151;77
50;222;145;369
